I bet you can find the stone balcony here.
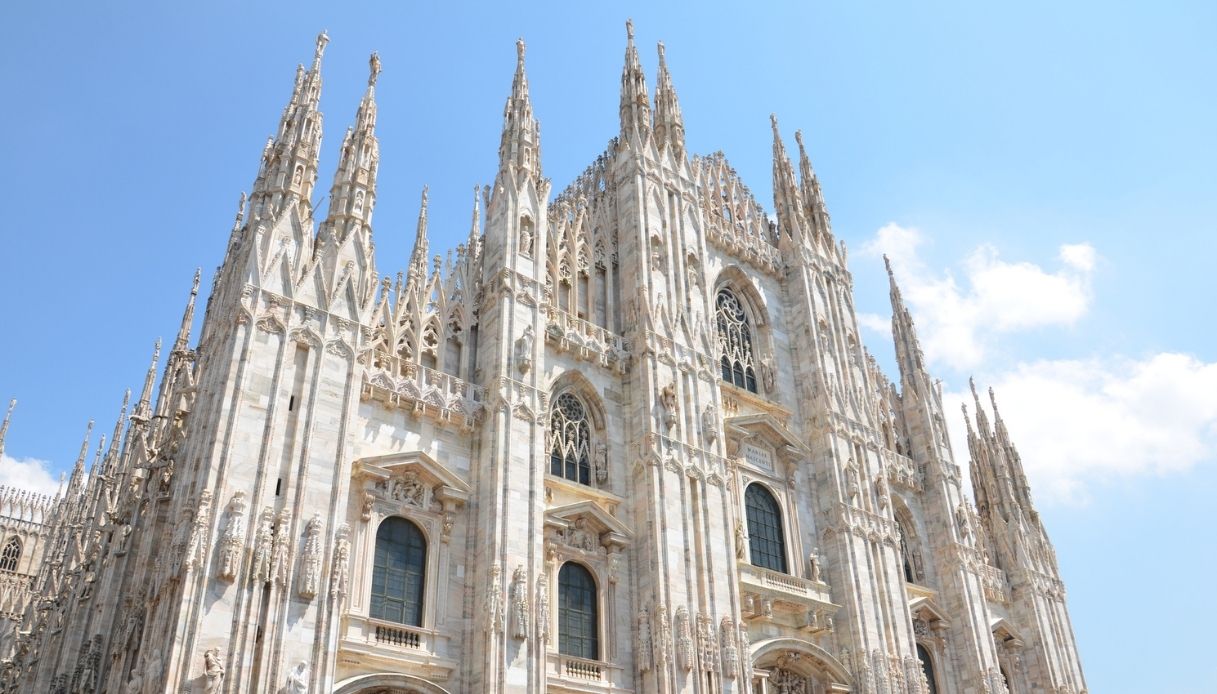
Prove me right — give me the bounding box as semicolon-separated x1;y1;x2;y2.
338;614;458;681
544;305;630;373
738;562;838;632
362;357;485;430
544;652;632;692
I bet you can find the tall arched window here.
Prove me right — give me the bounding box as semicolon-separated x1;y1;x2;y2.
0;537;20;572
550;393;592;485
745;483;787;573
370;517;427;626
716;289;758;392
557;562;598;660
917;644;939;694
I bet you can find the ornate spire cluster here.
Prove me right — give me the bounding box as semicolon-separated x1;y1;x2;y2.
497;38;542;185
653;42;685;156
619;19;652;142
251;31;330;222
318;51;382;251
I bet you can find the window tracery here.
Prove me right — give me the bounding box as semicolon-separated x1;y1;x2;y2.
717;289;758;393
0;537;20;572
549;393;592;486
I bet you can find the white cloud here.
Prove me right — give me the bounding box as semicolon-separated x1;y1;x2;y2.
861;223;1095;369
945;353;1217;505
0;454;62;498
855;312;891;338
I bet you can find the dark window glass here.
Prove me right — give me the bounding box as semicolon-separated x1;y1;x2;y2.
716;289;759;393
918;644;939;694
370;517;427;626
745;483;787;573
550;393;592;486
0;537;19;572
557;562;599;660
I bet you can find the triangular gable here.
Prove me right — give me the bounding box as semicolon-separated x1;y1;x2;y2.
354;450;471;506
544;501;631;549
725;412;810;463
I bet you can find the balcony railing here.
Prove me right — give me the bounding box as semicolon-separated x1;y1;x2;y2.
362;356;485;428
563;655;605;681
544;306;629;373
373;621;423;650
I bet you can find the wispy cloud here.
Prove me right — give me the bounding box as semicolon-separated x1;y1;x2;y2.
861;223;1095;369
0;454;62;497
946;354;1217;505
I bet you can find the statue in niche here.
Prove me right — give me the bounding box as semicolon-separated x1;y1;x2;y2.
659;383;678;431
218;493;247;582
510;565;529;640
594;442;608;484
702;405;719;444
674;607;694;671
519;218;534;257
636;607;653;672
515;324;534;374
808;548;823;582
285;662;309;694
720;618;738;678
762;357;776;393
486;562;504;633
734;520;746;560
536;575;549;642
202;649;224;693
251;507;274;584
296;514;323;599
330;524;351;601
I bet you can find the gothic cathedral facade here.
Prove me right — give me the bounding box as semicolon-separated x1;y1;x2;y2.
0;23;1086;694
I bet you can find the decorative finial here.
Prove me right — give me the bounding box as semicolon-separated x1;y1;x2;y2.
369;52;382;87
516;38;526;63
0;399;15;459
421;185;429;208
770;113;780;131
883;254;894;275
192;268;202;295
657;41;666;63
626;18;635;40
314;31;330;64
795;129;805;149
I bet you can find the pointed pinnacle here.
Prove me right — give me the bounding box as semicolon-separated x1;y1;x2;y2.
0;399;14;459
627;18;635;40
313;30;330;69
75;420;95;466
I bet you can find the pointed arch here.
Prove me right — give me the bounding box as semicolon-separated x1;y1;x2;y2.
0;537;20;573
547;371;608;488
750;637;853;688
713;266;772;395
892;496;926;585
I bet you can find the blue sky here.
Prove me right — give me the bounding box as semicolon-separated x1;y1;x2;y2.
1;1;1214;690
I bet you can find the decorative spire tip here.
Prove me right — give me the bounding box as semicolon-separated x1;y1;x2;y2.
369;52;382;87
626;18;635;40
516;38;526;63
314;30;330;64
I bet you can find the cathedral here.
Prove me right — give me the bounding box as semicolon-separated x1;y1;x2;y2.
0;22;1086;694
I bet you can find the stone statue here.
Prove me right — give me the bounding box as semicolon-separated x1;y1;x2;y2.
329;523;351;601
675;606;694;671
654;606;671;666
203;648;224;693
808;548;823;583
720;617;738;679
297;514;323;599
510;564;529;640
486;562;503;633
636;607;653;672
286;661;309;694
271;509;292;587
659;383;678;430
702;405;719;444
735;520;747;560
515;324;534;374
536;575;549;642
251;507;274;584
218;492;247;582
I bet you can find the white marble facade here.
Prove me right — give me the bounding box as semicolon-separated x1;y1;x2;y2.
0;23;1086;694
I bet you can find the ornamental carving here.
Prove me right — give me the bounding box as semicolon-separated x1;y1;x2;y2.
376;472;427;507
217;493;247;583
296;514;323;600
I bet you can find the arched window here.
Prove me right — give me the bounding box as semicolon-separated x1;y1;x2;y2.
550;393;592;485
898;523;917;584
370;517;427;626
745;484;787;573
917;644;939;694
557;562;598;660
0;537;20;572
716;289;758;393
